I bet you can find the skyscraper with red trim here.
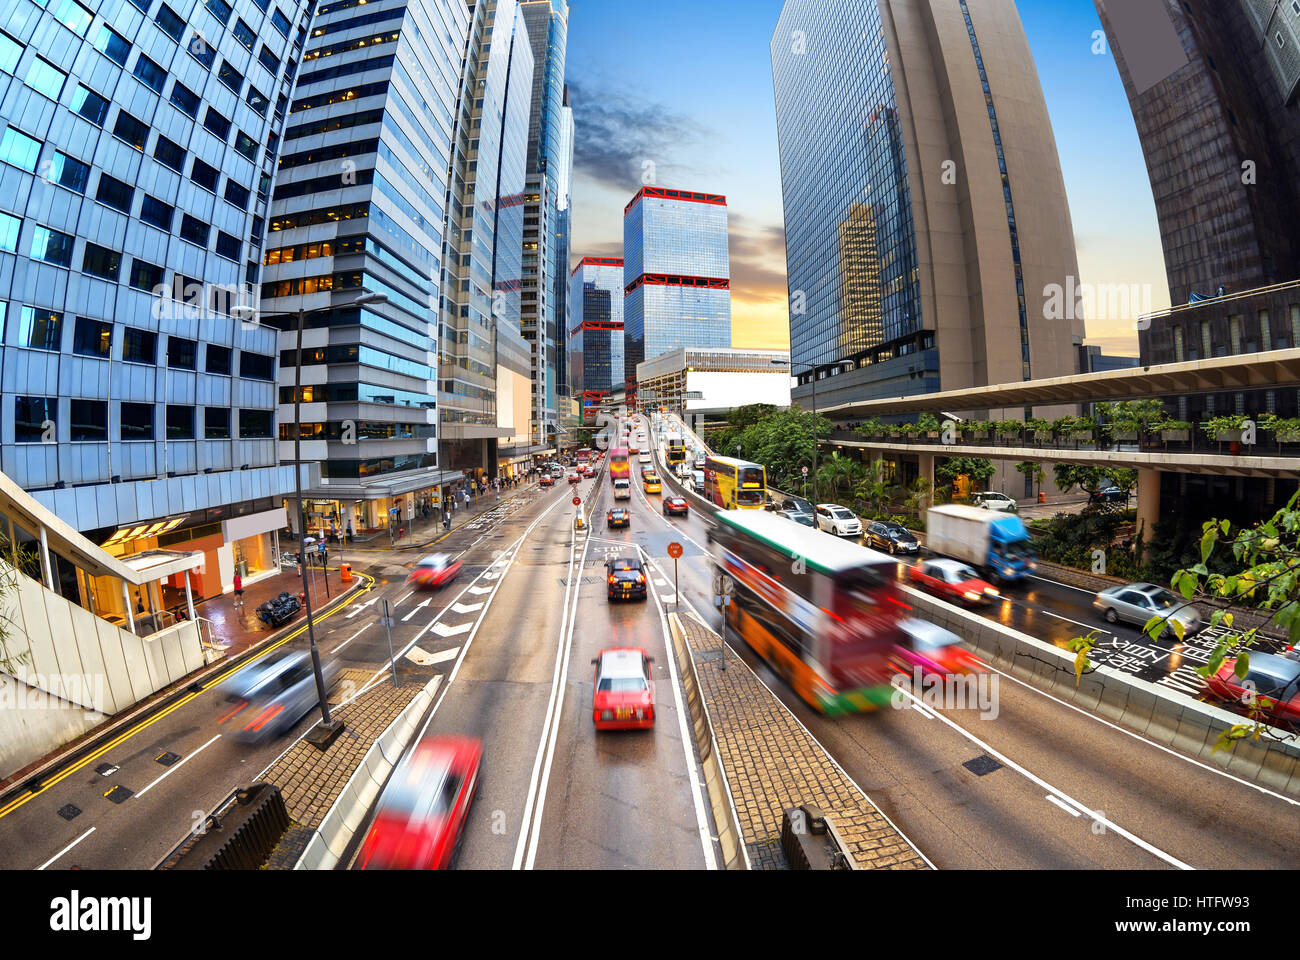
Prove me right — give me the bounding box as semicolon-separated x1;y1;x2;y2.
622;187;732;406
569;256;624;424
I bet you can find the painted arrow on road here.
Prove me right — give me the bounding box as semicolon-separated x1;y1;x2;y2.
467;586;493;596
451;602;484;614
432;621;473;638
345;596;380;619
401;598;432;622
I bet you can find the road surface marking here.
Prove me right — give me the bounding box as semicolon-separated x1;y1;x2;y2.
468;585;492;595
1046;795;1080;817
395;590;414;606
1038;607;1113;634
38;826;95;870
401;598;432;622
426;647;460;665
1029;574;1099;598
432;621;472;638
345;596;380;619
451;602;485;614
135;734;222;799
334;622;373;654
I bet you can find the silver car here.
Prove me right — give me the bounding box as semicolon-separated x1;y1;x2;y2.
1093;583;1203;636
224;649;341;743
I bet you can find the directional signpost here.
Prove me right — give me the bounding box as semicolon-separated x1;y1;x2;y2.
713;573;734;670
380;599;399;688
668;541;683;610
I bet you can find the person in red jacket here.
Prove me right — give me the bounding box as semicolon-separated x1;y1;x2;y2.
233;572;243;607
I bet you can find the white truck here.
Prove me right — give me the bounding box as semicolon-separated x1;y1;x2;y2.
925;504;1037;583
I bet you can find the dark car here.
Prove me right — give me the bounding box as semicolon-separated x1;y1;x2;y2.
1089;484;1129;505
607;508;630;529
605;557;648;602
776;496;815;516
865;520;920;555
663;496;689;516
778;509;814;527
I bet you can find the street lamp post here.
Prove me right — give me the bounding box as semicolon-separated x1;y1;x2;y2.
234;290;387;749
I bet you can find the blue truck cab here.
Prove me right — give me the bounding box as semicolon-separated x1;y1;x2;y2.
986;514;1037;581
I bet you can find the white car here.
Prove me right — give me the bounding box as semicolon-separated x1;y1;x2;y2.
973;491;1018;513
815;504;862;538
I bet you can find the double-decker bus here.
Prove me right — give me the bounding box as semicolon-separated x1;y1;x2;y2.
666;437;686;466
609;447;630;480
575;447;593;464
704;456;766;509
708;510;903;715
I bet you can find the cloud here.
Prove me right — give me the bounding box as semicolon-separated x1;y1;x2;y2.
569;80;710;193
729;214;788;304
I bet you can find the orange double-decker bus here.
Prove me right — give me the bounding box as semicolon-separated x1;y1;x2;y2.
609;447;630;480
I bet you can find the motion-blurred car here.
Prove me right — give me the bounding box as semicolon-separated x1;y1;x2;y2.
865;520;920;555
778;509;814;527
643;474;661;494
356;735;482;870
539;474;555;488
579;464;595;478
893;618;987;678
776;496;815;516
972;491;1018;513
220;650;340;743
1205;653;1300;725
640;465;655;480
1093;583;1203;635
908;558;1000;606
815;504;862;538
409;553;462;589
567;473;581;485
607;508;630;529
605;557;647;602
663;496;689;516
591;647;655;730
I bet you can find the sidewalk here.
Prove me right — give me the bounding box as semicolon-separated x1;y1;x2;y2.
672;611;931;870
197;565;348;656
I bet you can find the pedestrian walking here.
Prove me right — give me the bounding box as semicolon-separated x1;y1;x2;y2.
233;572;243;607
443;507;451;531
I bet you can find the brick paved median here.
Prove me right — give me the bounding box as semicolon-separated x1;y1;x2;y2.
674;612;931;870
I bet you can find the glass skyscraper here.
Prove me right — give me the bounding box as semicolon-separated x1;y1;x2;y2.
622;187;731;403
0;0;312;562
567;255;622;423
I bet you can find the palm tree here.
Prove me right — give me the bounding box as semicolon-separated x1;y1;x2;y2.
854;459;892;516
904;477;933;518
816;452;856;502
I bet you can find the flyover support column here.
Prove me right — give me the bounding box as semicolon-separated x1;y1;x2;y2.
918;453;935;502
1136;468;1161;546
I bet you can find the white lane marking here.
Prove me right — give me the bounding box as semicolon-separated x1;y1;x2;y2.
1046;795;1081;817
482;572;500;581
912;702;936;720
638;541;720;870
891;683;1193;869
432;621;472;638
426;647;460;665
1028;574;1100;598
981;660;1300;808
334;621;373;655
1038;607;1113;635
395;590;414;606
38;826;96;870
134;734;222;799
451;602;484;614
345;596;380;619
468;585;492;596
401;598;432;622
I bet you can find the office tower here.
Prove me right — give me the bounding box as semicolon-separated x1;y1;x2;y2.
1096;0;1300;304
567;256;623;423
263;0;470;534
770;0;1086;410
440;0;535;480
518;0;567;452
622;187;731;405
0;0;312;592
554;82;573;402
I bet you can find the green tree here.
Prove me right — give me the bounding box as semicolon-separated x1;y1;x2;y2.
903;477;933;518
1016;461;1046;499
816;451;859;501
937;457;997;490
854;459;894;515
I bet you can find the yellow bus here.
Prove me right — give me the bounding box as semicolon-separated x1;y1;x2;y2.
703;456;766;509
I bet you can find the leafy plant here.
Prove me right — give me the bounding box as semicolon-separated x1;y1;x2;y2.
962;419;992;435
1201;414;1249;440
1016;460;1046;498
937;457;996;488
916;412;942;434
994;418;1025;436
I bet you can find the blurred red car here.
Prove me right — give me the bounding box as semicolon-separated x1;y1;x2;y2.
893;618;986;678
357;735;482;870
663;496;689;516
1205;653;1300;724
408;553;461;589
539;475;554;488
567;473;581;485
908;558;999;606
592;647;655;730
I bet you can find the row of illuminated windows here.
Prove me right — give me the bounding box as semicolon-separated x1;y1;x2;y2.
278;420;437;441
0;304;273;378
280;382;438;408
284;343;434;381
13;397;271;442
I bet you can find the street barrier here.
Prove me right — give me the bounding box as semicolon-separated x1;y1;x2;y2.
781;805;856;870
157;782;290;870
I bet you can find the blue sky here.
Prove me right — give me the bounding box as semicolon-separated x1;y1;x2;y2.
565;0;1169;356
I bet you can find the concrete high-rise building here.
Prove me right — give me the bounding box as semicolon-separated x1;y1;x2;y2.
518;0;567;452
1096;0;1300;304
554;83;574;401
567;256;623;423
263;0;470;534
622;187;731;405
0;0;313;598
440;0;535;482
770;0;1087;412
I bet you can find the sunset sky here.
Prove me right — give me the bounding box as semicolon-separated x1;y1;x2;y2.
564;0;1170;358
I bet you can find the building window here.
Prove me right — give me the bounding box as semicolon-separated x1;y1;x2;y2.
122;326;157;364
18;307;61;350
1260;310;1271;350
70;399;108;441
271;8;291;35
72;317;112;357
190;158;219;191
120;402;154;440
29;226;74;267
48;151;90;192
215;232;241;261
180;214;209;246
155;5;186;41
140;195;174;230
52;0;95;36
153;134;185;172
169;81;200;117
203;0;233;25
95;26;131;66
82;243;122;281
166;405;195;439
25;58;67;99
257;45;280;75
0;33;22;75
203;107;231;140
71;85;110;125
234;131;258;161
129;259;163;291
187;33;216;68
15;397;57;443
0;127;41;172
239;351;274;381
218;60;243;94
206;345;232;376
0;211;19;252
133;54;167;93
238;409;273;438
223;181;250;210
246;85;268;116
233;19;256;49
113;111;149;151
204;407;231;438
167;336;196;369
95;173;134;213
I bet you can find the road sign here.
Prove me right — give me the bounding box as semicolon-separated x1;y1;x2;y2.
802;466;809;476
572;496;581;506
667;541;683;559
713;595;732;607
713;573;734;596
379;616;395;628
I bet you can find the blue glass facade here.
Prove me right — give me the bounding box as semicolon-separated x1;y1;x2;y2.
771;0;927;387
622;188;730;393
567;256;621;420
